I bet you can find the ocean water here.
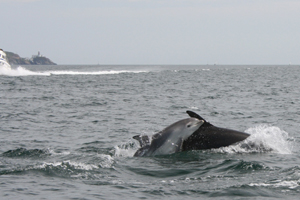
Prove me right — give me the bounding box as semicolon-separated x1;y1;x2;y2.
0;65;299;199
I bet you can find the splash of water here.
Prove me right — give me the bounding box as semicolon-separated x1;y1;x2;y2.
0;66;50;76
217;125;293;154
114;142;137;157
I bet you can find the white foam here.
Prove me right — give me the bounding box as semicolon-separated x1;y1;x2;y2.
0;66;148;76
38;161;99;170
48;149;71;156
97;154;115;168
189;106;199;110
34;155;115;170
216;125;293;154
249;180;299;189
0;66;51;76
47;70;148;75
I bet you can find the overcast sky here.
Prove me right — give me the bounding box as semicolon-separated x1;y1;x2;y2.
1;0;300;65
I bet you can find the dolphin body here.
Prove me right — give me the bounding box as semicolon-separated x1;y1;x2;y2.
133;118;204;157
181;111;250;151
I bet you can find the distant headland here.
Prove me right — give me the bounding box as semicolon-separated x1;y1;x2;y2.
6;51;57;65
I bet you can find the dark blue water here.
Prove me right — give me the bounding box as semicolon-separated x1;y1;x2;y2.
1;65;299;199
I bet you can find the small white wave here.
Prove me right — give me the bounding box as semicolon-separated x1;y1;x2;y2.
36;160;99;170
195;68;211;71
188;106;199;110
249;179;300;189
36;155;115;170
217;125;293;154
48;149;71;156
97;154;115;168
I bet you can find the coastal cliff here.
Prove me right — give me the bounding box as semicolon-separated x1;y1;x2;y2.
6;51;57;65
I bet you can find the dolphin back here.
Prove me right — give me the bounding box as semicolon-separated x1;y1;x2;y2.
182;125;250;150
183;111;250;150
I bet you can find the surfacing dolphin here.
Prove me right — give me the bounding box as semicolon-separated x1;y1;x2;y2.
181;111;250;151
133;118;204;157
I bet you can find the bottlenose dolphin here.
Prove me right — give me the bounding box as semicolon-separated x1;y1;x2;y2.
182;111;250;151
133;118;204;157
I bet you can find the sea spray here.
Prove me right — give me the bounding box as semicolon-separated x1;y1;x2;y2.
0;66;51;76
114;142;137;157
216;125;293;154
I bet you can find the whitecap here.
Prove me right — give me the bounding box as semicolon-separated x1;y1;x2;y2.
249;179;299;189
97;154;115;168
47;149;71;156
37;160;99;170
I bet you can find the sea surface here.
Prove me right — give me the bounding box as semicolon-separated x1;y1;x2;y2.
0;65;300;199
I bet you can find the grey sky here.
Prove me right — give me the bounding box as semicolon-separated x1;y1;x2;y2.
1;0;300;65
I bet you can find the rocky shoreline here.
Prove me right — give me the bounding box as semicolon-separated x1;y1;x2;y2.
6;51;57;65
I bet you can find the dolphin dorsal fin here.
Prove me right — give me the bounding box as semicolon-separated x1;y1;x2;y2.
186;110;213;127
186;110;206;122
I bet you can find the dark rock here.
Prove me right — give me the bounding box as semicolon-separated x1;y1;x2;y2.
6;51;57;65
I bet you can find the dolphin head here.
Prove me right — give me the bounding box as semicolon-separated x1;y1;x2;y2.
149;117;204;155
179;118;204;140
162;118;204;141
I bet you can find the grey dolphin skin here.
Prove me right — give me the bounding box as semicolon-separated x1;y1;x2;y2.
133;118;204;157
181;111;250;151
